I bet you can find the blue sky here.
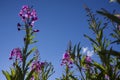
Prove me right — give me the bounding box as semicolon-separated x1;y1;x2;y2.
0;0;119;80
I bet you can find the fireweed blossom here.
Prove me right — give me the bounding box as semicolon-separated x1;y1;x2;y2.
19;5;37;25
82;47;94;63
85;56;92;63
18;5;39;31
85;50;94;63
31;61;45;72
82;47;94;68
9;48;22;62
30;61;45;80
61;52;73;68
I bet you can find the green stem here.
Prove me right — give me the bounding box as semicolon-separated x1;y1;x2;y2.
22;26;30;80
65;65;69;80
76;64;85;80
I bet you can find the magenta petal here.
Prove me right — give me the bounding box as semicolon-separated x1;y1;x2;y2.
18;28;21;31
17;23;21;27
85;56;91;63
9;57;12;60
33;29;39;32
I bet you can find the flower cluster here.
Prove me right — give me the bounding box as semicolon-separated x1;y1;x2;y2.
9;48;22;62
85;55;92;63
61;52;73;68
17;5;39;32
82;47;93;63
82;47;94;68
31;61;45;72
19;5;38;26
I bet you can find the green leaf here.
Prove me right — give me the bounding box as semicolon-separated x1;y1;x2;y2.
97;10;120;25
110;33;118;39
100;49;120;57
111;39;120;44
26;47;37;57
98;30;103;44
77;42;81;59
84;34;98;46
25;57;36;72
15;65;23;80
30;40;38;44
10;68;15;77
69;75;78;80
68;40;72;52
81;56;86;66
2;70;11;80
42;62;55;79
93;44;101;52
71;45;76;60
25;69;35;80
30;35;35;40
72;45;76;54
93;62;105;72
55;78;61;80
77;42;81;53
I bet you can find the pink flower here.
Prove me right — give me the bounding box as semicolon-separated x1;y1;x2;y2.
17;5;39;32
19;5;38;26
61;52;73;68
85;56;91;63
31;61;45;72
82;47;93;64
84;55;92;68
9;48;22;61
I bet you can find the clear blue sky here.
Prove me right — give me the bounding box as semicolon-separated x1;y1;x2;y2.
0;0;119;80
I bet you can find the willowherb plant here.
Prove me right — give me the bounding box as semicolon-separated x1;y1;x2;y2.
58;3;120;80
2;1;120;80
2;5;54;80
